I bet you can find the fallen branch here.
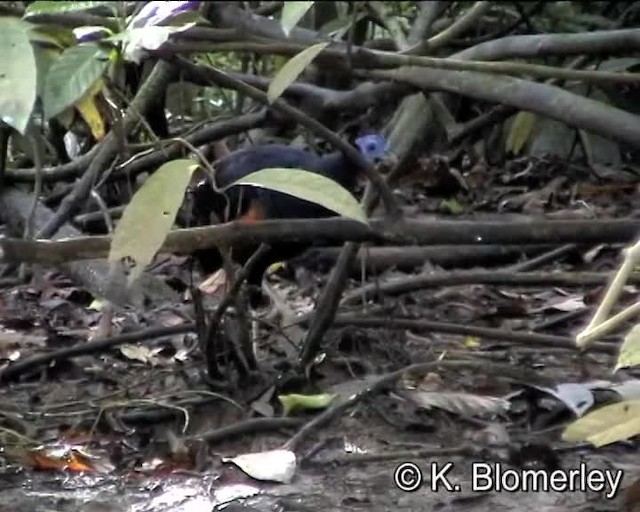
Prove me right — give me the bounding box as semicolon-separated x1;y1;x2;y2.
333;316;617;354
1;217;638;265
341;270;640;306
301;244;555;272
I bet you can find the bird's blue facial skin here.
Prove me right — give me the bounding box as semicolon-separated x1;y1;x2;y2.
355;134;389;163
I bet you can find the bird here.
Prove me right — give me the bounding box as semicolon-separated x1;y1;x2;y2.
187;133;393;306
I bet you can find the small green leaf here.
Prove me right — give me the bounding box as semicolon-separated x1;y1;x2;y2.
25;1;114;15
280;1;314;36
88;298;106;311
228;168;368;224
440;198;465;215
42;42;110;119
279;393;336;416
0;17;37;134
562;400;640;447
615;323;640;372
109;159;198;285
506;111;537;155
268;42;328;103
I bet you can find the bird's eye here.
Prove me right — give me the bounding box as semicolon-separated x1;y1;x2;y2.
367;143;377;152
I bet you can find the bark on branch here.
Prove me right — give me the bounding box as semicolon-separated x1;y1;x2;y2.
1;217;638;266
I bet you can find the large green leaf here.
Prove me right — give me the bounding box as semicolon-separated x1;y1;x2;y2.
280;1;314;36
42;42;110;120
227;168;367;224
109;159;198;285
615;323;640;372
25;1;115;15
0;18;37;134
268;43;328;103
563;400;640;447
33;45;61;98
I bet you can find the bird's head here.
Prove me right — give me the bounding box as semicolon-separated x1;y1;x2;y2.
349;133;397;191
354;133;397;169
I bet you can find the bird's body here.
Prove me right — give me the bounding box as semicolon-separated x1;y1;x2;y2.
189;136;390;296
193;145;359;225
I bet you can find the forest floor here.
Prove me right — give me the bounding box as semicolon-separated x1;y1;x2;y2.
1;154;639;512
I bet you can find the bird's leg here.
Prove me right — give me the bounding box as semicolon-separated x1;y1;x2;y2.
200;246;259;387
261;277;298;326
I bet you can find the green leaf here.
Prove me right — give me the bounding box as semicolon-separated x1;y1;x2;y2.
615;323;640;372
562;400;640;447
109;159;198;285
0;17;37;134
278;393;336;416
42;42;110;120
33;45;61;98
440;198;465;215
268;42;328;103
280;1;314;36
506;111;537;155
25;1;114;15
228;168;368;224
28;24;76;49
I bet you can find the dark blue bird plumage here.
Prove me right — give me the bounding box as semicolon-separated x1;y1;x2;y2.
190;135;390;295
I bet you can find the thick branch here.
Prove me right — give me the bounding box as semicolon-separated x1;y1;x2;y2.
210;1;324;45
454;28;640;61
420;1;491;53
219;72;412;112
7;112;267;183
408;2;443;44
1;218;639;265
365;67;640;148
168;40;640;85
